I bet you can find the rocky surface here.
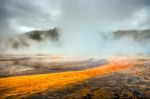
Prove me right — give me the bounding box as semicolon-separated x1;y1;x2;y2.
0;55;107;77
28;58;150;99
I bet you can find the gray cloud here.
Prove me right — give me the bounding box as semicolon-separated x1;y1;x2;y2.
0;0;150;55
0;0;150;35
0;0;61;34
0;0;17;34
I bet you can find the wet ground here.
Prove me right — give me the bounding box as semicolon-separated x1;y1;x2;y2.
0;55;150;99
29;57;150;99
0;54;107;77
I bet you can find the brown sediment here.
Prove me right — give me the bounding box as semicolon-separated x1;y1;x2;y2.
0;58;135;98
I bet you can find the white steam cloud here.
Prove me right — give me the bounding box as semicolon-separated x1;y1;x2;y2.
0;0;150;56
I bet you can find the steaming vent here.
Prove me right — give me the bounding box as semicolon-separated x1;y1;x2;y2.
113;29;150;42
0;28;60;51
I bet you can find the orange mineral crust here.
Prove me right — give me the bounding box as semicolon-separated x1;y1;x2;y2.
0;58;135;98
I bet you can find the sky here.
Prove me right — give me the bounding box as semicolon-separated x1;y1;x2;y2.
0;0;150;34
0;0;150;55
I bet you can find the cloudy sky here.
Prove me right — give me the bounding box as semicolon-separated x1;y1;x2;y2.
0;0;150;55
0;0;150;35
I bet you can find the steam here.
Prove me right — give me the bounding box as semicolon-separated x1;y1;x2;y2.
0;0;150;56
57;0;150;56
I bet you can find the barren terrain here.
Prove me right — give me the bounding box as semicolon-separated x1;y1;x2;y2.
0;55;149;99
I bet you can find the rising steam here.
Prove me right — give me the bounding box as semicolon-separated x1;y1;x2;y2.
0;0;150;56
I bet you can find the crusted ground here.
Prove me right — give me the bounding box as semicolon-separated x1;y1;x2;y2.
29;58;150;99
0;56;149;99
